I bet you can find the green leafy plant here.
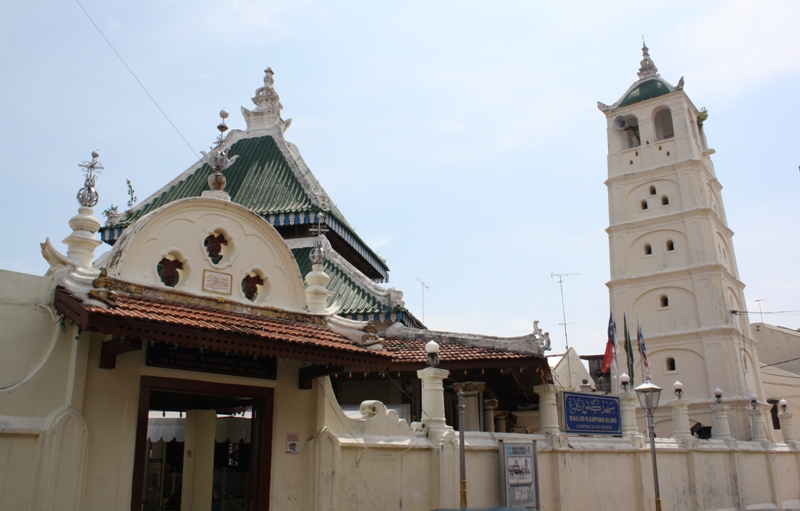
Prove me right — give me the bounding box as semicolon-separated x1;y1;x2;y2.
102;204;119;220
697;107;709;129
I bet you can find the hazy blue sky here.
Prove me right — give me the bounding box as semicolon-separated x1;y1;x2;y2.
2;1;798;359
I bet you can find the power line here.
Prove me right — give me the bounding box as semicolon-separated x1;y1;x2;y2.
74;0;199;159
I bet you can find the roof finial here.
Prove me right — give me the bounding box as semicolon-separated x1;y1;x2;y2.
200;109;238;198
77;150;103;207
309;212;329;265
305;212;333;312
637;39;659;80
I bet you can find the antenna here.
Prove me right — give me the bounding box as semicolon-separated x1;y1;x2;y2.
417;278;430;324
551;272;579;350
754;299;767;323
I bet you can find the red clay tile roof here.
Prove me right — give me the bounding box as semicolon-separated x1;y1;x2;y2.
55;287;392;371
383;338;545;371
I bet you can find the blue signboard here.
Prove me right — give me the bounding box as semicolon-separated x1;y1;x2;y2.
562;391;621;435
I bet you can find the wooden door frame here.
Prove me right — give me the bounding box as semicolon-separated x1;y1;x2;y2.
131;376;274;511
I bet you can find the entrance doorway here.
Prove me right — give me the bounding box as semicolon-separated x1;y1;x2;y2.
132;377;274;511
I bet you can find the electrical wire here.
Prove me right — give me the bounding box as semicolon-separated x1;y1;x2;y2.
74;0;199;160
761;356;800;368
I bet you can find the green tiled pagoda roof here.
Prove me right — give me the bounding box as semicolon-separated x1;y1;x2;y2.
618;78;671;107
292;247;423;328
99;134;389;280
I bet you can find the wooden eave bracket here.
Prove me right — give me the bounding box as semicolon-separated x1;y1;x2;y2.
298;364;344;390
100;336;143;369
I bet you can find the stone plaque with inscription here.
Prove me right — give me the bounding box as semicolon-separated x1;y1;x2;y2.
203;269;233;295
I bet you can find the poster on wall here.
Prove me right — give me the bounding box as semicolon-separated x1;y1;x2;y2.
499;440;538;509
286;432;299;455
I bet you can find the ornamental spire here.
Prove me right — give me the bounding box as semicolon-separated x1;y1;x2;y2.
241;67;292;133
637;40;659;80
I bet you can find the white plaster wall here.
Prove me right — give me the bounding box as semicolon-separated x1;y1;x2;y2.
105;198;307;311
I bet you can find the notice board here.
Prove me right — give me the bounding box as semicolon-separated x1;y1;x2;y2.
499;440;538;509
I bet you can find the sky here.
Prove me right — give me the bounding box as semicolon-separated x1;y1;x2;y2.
2;0;799;360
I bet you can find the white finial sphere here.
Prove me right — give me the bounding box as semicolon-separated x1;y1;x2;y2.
220;108;229;119
779;399;788;408
91;150;100;158
714;387;723;397
425;340;439;354
749;393;758;402
673;380;683;391
619;373;630;384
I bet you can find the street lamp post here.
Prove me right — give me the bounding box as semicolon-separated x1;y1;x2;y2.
635;380;663;511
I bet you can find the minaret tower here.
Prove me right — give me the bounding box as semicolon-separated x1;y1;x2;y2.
598;44;767;439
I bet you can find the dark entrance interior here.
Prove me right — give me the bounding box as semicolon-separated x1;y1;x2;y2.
132;377;274;511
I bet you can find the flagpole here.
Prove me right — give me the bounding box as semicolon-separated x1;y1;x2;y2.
612;307;619;395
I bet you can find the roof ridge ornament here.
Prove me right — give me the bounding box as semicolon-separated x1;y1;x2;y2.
241;67;293;133
637;40;659;80
200;109;238;200
306;212;333;313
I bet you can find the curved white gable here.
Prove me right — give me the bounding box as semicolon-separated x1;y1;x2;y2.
104;197;307;311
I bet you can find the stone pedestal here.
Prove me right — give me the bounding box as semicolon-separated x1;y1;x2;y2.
484;399;498;433
711;403;733;440
417;367;450;429
533;384;559;435
453;382;485;431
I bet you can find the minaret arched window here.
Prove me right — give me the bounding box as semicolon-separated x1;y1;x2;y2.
649;185;657;195
640;200;648;210
659;295;669;308
620;115;641;150
666;240;675;251
654;107;674;141
644;244;652;255
661;195;669;206
666;357;676;372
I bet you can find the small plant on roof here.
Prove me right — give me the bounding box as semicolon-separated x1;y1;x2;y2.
697;107;709;129
126;179;138;209
102;204;119;220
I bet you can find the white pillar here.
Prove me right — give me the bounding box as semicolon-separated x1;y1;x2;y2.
453;382;485;431
63;206;102;268
669;398;691;438
711;403;733;440
484;399;498;433
619;391;639;438
417;367;450;429
181;410;217;511
533;384;559;435
748;408;768;442
305;264;332;313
